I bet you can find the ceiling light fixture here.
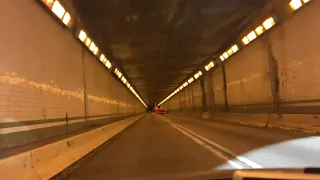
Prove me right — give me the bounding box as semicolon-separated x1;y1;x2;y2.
78;30;87;42
289;0;303;10
262;17;275;30
51;1;65;19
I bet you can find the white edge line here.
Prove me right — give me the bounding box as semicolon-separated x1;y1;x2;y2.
157;115;243;169
158;115;262;169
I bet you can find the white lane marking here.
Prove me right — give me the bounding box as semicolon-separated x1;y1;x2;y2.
157;115;262;169
228;160;243;169
157;115;243;169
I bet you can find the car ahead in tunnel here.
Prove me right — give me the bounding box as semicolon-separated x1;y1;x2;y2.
155;109;166;114
154;107;167;114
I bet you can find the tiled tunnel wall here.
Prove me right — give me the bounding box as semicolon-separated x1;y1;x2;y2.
163;0;320;116
0;0;145;150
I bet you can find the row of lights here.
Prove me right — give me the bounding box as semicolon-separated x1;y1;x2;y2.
241;17;276;46
158;0;312;107
41;0;71;26
99;54;112;69
289;0;311;11
158;0;311;108
78;30;100;56
205;61;215;71
219;45;238;61
158;70;203;106
114;69;147;107
158;10;282;106
39;0;148;108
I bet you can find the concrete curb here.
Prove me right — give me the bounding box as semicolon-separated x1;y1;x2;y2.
0;114;144;180
169;113;320;134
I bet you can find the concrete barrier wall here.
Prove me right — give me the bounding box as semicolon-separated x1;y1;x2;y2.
0;0;145;150
0;115;143;180
161;1;320;132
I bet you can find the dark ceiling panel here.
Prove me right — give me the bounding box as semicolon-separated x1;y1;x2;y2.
73;0;268;107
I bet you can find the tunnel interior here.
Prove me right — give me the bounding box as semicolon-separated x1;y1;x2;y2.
72;0;268;106
1;0;320;179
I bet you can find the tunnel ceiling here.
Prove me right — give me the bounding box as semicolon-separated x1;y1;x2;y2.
73;0;267;107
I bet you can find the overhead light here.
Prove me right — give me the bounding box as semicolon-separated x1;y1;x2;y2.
94;47;99;55
210;61;214;67
205;65;209;71
227;49;233;56
188;78;194;83
100;54;105;62
289;0;303;10
106;61;112;69
89;42;96;52
42;0;55;7
194;74;199;79
242;36;250;45
223;52;229;59
303;0;310;2
62;12;71;26
198;71;202;76
51;1;65;19
118;72;122;78
231;45;238;53
121;77;127;84
247;31;257;41
78;30;87;42
263;17;276;30
85;38;91;47
179;86;183;90
255;26;264;35
183;82;188;87
220;55;225;61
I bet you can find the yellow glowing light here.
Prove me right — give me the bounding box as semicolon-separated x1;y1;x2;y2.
89;42;96;51
94;47;99;55
42;0;55;7
106;61;112;69
210;61;214;67
205;65;209;71
85;38;91;47
183;82;188;87
303;0;310;2
78;30;87;42
118;72;122;78
263;17;276;30
198;71;202;76
188;78;194;84
100;54;105;62
223;52;229;59
227;49;233;56
51;1;65;19
220;55;225;61
122;77;127;84
289;0;303;10
247;31;257;41
194;74;199;79
231;45;238;53
62;12;71;26
242;36;249;45
255;26;264;35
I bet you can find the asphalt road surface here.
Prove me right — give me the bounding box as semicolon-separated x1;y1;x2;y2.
54;114;319;180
